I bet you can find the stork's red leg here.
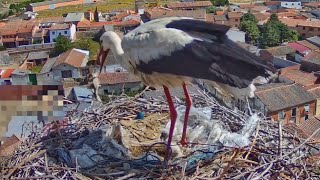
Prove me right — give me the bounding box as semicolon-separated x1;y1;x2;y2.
181;82;192;146
163;85;177;162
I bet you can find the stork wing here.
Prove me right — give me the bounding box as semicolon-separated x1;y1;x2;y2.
122;18;274;88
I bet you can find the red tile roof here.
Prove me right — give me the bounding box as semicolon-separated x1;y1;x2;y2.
166;1;212;9
227;12;243;18
54;49;87;68
287;42;310;54
252;12;270;21
77;19;140;28
297;40;319;50
145;9;206;20
280;65;320;88
265;1;281;6
98;72;141;85
297;116;320;142
1;69;15;78
239;4;255;9
304;2;320;8
50;23;70;30
250;5;270;12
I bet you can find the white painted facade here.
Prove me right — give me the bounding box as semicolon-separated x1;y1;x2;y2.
11;75;30;85
0;78;11;85
37;72;62;85
49;24;76;43
52;64;82;81
280;1;302;9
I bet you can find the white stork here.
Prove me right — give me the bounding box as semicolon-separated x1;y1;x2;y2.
96;17;278;161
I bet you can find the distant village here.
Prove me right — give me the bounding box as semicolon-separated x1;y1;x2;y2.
1;0;320;154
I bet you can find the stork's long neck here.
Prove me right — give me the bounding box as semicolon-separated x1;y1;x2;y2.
110;35;124;63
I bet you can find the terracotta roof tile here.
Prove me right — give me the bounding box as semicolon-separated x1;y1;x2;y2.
239;4;255;9
54;49;88;68
304;2;320;8
250;5;270;12
227;12;243;18
166;1;212;9
303;51;320;65
252;12;270;21
255;83;316;112
265;1;281;6
50;23;70;30
98;72;141;85
297;116;320;141
280;65;320;88
287;42;310;54
145;9;206;20
78;19;140;28
1;69;15;78
0;135;21;157
297;40;319;50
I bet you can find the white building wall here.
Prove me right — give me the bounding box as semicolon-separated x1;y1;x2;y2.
52;63;81;80
281;2;302;9
37;72;62;85
11;75;30;85
49;24;76;43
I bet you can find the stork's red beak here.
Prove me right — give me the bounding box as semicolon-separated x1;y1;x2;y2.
96;47;110;73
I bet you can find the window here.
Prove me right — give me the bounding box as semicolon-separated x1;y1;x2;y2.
310;27;314;31
52;32;55;35
285;3;288;5
298;3;300;5
278;111;285;120
58;32;61;35
61;70;72;78
104;89;109;94
303;27;306;30
302;33;306;37
305;114;309;121
292;3;294;5
64;31;68;34
291;108;297;117
235;19;238;22
304;104;310;113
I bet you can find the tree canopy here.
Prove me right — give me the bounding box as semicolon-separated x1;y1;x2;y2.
240;12;258;24
209;0;229;6
53;35;73;56
239;20;260;44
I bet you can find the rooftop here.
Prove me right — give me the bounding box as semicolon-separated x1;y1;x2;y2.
30;0;75;7
302;51;320;65
145;8;206;20
53;48;88;68
50;23;70;30
39;57;58;74
98;72;141;85
27;51;49;60
287;42;310;54
227;12;243;18
1;69;15;78
166;1;212;9
263;45;295;56
64;12;84;22
77;19;140;28
280;65;320;88
307;36;320;46
255;83;316;112
296;40;319;50
297;116;320;142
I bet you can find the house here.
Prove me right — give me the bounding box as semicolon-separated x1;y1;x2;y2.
297;115;320;142
211;15;228;25
23;11;38;20
228;5;241;12
0;20;39;48
144;8;206;21
259;45;297;68
226;12;243;28
51;48;90;81
26;0;95;12
250;5;271;13
280;65;320;116
253;83;316;124
97;72;142;95
287;42;311;62
280;18;320;38
0;69;14;85
64;12;85;26
11;69;37;85
306;36;320;47
280;1;302;9
37;57;62;85
25;51;49;70
304;2;320;9
301;51;320;72
296;40;319;50
165;1;212;10
49;23;76;43
0;134;21;157
77;19;140;33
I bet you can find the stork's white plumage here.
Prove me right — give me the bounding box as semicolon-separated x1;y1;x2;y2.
96;17;278;162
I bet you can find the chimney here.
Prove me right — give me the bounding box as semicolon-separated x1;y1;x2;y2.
135;0;145;14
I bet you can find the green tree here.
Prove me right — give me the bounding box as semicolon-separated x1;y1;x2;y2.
239;20;260;44
240;12;258;23
206;6;216;13
259;25;280;48
0;45;6;51
54;35;73;55
73;38;100;60
210;0;229;6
